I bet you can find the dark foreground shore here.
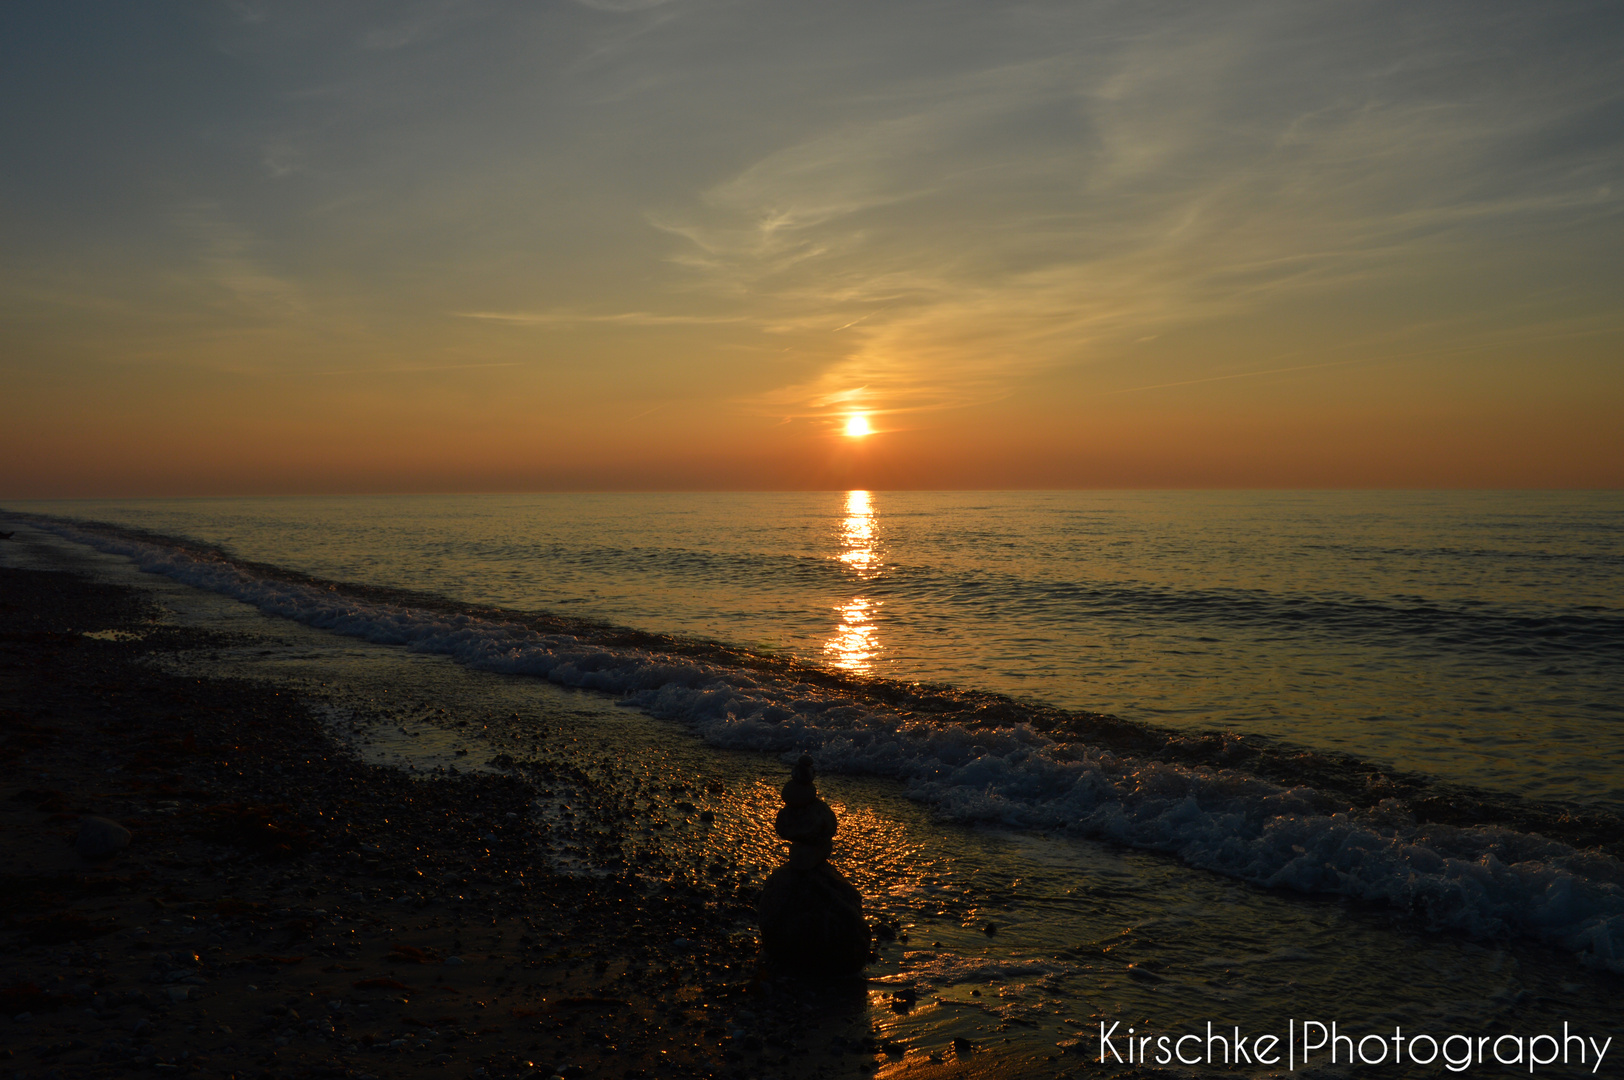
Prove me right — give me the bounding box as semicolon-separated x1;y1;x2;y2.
0;566;946;1080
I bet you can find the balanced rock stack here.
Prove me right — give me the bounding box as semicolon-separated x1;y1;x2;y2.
756;754;871;975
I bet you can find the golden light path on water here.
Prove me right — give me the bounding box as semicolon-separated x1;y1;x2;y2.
825;490;883;673
9;522;1623;1078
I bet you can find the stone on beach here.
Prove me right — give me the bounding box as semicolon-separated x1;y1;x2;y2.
76;815;131;861
757;755;870;976
758;860;870;975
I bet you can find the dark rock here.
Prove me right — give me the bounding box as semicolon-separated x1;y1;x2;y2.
76;816;131;861
774;757;837;854
757;862;869;974
756;756;870;976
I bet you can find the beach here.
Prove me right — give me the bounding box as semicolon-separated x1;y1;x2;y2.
3;496;1623;1080
0;563;910;1080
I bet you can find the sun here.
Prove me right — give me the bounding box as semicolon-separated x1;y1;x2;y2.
844;413;872;438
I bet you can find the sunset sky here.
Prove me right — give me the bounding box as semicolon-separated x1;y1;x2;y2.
2;1;1621;495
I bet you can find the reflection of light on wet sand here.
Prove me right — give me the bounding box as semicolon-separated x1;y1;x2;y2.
827;490;884;672
826;803;922;887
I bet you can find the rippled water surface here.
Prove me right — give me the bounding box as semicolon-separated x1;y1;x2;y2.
6;495;1624;1073
9;490;1622;806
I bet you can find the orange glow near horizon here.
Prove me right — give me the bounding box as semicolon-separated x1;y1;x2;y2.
2;7;1622;497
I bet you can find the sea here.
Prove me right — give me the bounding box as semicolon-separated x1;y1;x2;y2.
3;490;1621;1076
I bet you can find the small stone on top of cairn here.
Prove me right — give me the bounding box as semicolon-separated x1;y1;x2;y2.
756;754;871;976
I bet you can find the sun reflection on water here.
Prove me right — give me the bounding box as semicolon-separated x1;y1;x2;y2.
839;489;879;576
825;490;883;673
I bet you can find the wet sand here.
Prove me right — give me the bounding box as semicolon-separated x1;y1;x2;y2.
10;542;1624;1080
0;565;931;1080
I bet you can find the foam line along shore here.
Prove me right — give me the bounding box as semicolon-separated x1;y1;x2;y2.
9;510;1624;976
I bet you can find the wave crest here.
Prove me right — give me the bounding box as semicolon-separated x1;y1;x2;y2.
24;515;1624;973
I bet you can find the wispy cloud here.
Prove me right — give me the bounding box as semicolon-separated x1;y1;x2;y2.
168;202;307;322
357;1;469;51
569;0;677;12
313;361;523;376
641;2;1624;421
5;0;1621;491
455;310;749;327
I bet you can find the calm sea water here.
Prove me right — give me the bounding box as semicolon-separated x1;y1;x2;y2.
10;490;1622;806
5;490;1624;1073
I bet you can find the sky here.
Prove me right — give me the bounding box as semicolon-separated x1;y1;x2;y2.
2;0;1621;495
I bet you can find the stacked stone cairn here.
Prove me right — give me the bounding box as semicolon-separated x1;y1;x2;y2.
756;754;871;975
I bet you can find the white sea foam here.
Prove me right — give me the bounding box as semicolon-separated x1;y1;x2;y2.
32;519;1624;973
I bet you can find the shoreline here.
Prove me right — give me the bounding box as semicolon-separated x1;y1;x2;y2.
15;510;1621;858
0;564;917;1080
6;531;1623;1080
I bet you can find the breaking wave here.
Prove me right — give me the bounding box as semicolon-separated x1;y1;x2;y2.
23;515;1624;974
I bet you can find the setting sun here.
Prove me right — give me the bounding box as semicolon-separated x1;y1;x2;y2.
844;414;872;438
